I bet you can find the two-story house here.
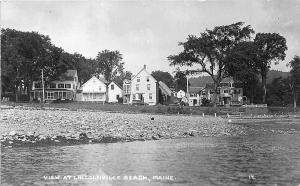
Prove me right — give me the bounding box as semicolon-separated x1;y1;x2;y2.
188;76;243;106
108;80;122;103
123;65;159;105
31;69;79;101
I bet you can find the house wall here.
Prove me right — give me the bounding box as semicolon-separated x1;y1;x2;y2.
130;69;157;105
108;82;122;103
82;93;106;102
80;76;107;101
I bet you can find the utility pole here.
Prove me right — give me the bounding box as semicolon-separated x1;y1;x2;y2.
41;69;45;103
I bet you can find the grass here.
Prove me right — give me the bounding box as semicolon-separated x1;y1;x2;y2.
2;101;299;116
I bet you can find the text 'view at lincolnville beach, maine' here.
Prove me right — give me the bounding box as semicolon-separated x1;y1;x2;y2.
1;0;300;185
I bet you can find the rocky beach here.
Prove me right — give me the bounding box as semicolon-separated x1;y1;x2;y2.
0;106;249;148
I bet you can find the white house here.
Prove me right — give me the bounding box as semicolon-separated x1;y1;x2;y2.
108;81;122;103
31;69;79;101
177;90;186;99
128;65;159;105
78;76;107;102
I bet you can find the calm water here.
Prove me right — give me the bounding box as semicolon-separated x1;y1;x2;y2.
2;119;300;186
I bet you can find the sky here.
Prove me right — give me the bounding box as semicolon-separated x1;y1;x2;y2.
1;0;300;75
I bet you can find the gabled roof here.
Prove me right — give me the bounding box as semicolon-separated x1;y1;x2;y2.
189;76;234;87
109;80;122;89
80;76;107;90
53;69;77;81
131;65;157;82
159;81;172;96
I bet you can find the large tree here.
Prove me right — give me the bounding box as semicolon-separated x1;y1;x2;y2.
151;70;174;88
224;41;261;103
254;33;287;103
287;55;300;110
94;50;124;82
174;71;188;92
168;22;254;106
1;28;66;101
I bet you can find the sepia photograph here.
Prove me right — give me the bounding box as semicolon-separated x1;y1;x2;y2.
1;0;300;185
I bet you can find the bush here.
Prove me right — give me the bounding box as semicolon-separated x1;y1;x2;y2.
201;98;210;106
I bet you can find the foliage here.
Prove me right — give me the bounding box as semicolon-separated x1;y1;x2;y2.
1;28;67;101
94;50;124;82
201;97;210;106
254;33;288;103
287;55;300;108
174;71;188;91
168;22;254;106
151;70;174;88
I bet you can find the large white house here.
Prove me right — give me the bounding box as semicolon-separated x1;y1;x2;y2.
31;69;79;101
108;81;122;103
78;76;107;102
123;65;159;105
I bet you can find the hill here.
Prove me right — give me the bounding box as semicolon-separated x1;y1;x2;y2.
267;70;290;84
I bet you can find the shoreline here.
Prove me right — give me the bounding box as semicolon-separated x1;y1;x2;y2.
1;106;299;148
1;107;244;148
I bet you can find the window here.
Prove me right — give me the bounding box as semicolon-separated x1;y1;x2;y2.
73;84;75;89
146;76;150;82
93;93;96;99
99;86;102;91
137;77;140;82
62;92;66;99
149;93;152;99
47;92;54;99
147;84;150;90
136;84;139;91
65;84;71;88
133;94;136;100
224;90;230;93
50;83;56;88
210;90;214;94
111;84;114;90
58;84;64;88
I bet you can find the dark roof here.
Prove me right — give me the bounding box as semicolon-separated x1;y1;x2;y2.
189;87;204;94
189;76;234;88
159;81;172;96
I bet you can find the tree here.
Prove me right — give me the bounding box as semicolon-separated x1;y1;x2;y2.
174;71;188;92
224;41;261;103
94;50;124;82
151;70;174;88
1;28;67;101
168;22;254;106
254;33;288;103
287;55;300;110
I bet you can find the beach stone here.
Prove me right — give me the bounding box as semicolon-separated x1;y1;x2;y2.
9;131;17;136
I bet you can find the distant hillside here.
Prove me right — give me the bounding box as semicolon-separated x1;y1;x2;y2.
267;70;290;84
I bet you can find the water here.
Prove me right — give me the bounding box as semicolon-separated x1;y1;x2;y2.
2;119;300;186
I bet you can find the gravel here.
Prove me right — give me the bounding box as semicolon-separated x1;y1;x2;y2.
0;108;246;147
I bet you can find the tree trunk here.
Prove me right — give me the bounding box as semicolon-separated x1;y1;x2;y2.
212;83;218;107
294;91;297;112
262;75;267;104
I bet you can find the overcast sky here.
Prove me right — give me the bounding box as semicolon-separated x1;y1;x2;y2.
2;0;300;75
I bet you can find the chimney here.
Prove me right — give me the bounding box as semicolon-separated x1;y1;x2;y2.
144;64;146;69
